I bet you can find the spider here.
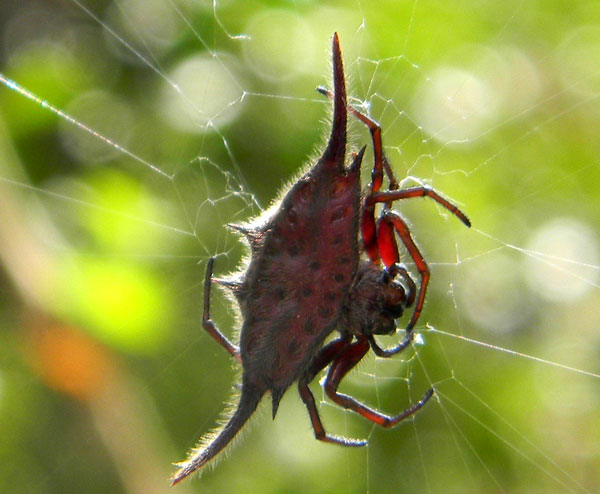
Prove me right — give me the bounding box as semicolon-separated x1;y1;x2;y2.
171;33;470;485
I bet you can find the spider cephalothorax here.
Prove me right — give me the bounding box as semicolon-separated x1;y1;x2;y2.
342;261;415;337
171;33;470;485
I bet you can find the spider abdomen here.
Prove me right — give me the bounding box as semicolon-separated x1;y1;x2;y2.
240;155;362;408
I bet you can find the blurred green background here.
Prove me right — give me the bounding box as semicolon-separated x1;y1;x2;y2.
1;0;599;493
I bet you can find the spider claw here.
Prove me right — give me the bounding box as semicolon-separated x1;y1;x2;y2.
423;387;435;402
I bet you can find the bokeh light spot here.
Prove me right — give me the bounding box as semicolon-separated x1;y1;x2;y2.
29;325;115;401
53;258;171;354
459;254;532;334
160;54;244;133
59;90;134;163
242;10;317;82
412;66;495;144
83;170;169;254
556;25;600;98
106;0;181;57
525;218;599;303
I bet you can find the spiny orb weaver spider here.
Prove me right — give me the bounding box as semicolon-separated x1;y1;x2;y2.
171;33;470;485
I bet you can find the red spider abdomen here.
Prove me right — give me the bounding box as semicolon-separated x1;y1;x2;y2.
240;158;361;403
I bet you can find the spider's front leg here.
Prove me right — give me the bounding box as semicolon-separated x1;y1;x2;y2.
318;85;470;337
354;108;470;331
324;336;434;427
202;257;241;363
371;193;469;333
376;210;429;333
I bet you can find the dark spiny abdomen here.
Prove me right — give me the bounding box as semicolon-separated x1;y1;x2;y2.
240;158;360;402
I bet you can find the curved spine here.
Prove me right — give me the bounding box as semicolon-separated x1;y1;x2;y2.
170;384;263;485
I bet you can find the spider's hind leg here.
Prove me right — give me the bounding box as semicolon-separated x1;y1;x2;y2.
298;336;366;447
324;336;433;427
202;257;241;363
298;381;367;447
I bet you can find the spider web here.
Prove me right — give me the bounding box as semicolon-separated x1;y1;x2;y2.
0;1;599;493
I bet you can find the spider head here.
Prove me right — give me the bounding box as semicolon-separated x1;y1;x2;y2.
372;267;414;335
344;262;416;336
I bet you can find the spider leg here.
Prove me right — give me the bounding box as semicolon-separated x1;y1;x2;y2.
370;188;469;335
298;382;367;447
202;257;241;363
376;214;400;267
378;210;429;333
325;336;434;427
367;333;413;358
368;186;471;228
304;334;352;383
317;87;470;260
298;335;366;446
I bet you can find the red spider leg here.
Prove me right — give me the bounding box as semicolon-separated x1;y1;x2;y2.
298;335;367;446
324;336;434;426
356;108;393;264
346;103;398;192
303;334;352;383
371;187;470;336
298;383;368;446
376;215;400;267
368;186;471;228
202;257;241;363
379;210;429;333
298;336;367;446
